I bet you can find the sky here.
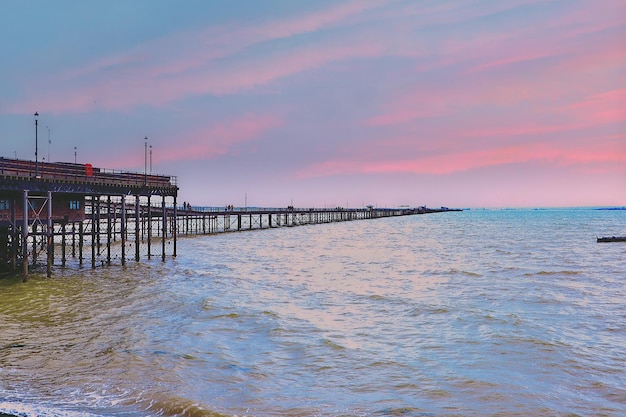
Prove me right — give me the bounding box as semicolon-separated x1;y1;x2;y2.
1;0;625;208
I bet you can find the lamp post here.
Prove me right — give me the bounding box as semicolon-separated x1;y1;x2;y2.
34;112;39;177
74;146;77;164
46;125;51;162
144;136;148;184
149;145;152;174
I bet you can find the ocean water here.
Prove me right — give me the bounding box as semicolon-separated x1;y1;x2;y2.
1;208;625;417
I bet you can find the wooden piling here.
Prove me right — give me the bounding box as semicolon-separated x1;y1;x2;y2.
161;196;166;262
47;191;52;277
173;196;177;258
121;196;126;266
22;190;28;281
147;196;152;259
107;196;112;265
11;198;16;271
135;195;140;262
96;197;101;256
61;221;66;267
79;221;84;265
72;221;76;258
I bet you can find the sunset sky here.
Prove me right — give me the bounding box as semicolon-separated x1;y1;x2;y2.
1;0;625;208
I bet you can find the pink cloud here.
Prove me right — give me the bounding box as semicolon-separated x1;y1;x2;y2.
8;0;624;118
7;36;386;115
5;1;390;115
160;113;283;163
367;16;625;130
261;0;388;38
91;113;283;169
362;80;469;128
564;89;626;124
413;1;626;94
364;106;450;127
556;0;626;38
468;51;557;73
465;123;577;139
297;137;626;178
57;48;375;113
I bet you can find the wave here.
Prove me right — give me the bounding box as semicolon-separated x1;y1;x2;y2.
375;406;433;416
134;394;231;417
423;268;482;277
322;338;345;350
448;268;482;277
0;401;102;417
408;306;450;317
523;270;581;277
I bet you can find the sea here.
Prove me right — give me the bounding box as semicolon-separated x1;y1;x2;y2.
1;207;625;417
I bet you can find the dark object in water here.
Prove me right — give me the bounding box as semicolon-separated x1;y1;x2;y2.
597;236;626;242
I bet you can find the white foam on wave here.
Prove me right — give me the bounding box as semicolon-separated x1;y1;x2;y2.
0;401;105;417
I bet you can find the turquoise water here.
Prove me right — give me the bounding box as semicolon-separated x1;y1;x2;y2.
1;208;625;416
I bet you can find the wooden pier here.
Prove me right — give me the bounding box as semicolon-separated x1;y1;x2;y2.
1;157;454;280
175;205;422;235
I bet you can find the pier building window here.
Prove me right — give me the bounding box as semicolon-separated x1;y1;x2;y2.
69;200;81;210
0;200;9;210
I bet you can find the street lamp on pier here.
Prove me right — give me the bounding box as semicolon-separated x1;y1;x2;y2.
46;125;51;162
74;146;77;164
144;136;148;184
149;145;152;174
34;112;39;177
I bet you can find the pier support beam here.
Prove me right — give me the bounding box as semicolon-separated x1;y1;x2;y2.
79;221;84;265
32;223;37;267
47;191;52;277
147;196;152;259
72;221;76;258
61;221;66;268
161;196;166;262
173;196;177;258
121;196;126;266
107;196;112;265
91;196;96;269
11;198;16;271
22;190;28;281
135;195;140;262
96;197;101;256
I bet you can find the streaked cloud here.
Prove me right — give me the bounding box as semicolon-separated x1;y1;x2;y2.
1;0;624;207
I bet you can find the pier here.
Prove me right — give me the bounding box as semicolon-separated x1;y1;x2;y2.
0;157;454;280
